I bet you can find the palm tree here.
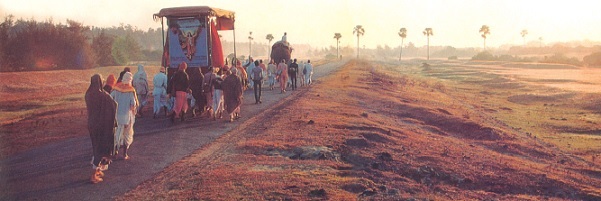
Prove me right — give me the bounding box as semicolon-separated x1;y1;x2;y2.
479;25;490;50
520;29;528;46
334;33;342;59
266;34;274;59
398;28;407;61
422;28;433;60
353;25;365;58
248;31;253;58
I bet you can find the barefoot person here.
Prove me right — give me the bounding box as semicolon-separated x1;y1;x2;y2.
203;67;216;118
288;58;298;90
133;64;149;117
85;74;117;184
222;67;243;122
111;72;138;160
189;67;205;117
277;59;289;93
212;67;225;120
169;62;191;122
251;60;264;104
152;67;168;118
267;59;277;90
304;60;313;85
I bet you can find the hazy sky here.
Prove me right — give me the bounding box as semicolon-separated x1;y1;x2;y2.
2;0;600;49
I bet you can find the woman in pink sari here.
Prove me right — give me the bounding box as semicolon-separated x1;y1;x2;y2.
277;59;289;93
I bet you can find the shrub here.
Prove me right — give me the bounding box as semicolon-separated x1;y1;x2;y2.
472;51;496;61
541;53;581;66
583;52;601;67
448;56;458;60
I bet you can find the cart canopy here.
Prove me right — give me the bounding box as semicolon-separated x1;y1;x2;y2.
154;6;235;30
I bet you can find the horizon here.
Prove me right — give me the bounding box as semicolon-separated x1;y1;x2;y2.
1;0;601;49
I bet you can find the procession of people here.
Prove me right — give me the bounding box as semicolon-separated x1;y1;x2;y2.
85;57;314;183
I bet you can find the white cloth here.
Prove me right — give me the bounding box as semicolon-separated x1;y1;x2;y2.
213;89;224;116
304;63;313;84
153;72;168;114
115;120;134;147
133;65;148;95
111;90;137;125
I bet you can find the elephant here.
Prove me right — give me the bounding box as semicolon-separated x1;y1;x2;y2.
270;41;293;63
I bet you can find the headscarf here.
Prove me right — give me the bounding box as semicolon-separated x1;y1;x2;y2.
113;72;136;93
122;72;133;85
133;64;148;94
103;74;116;93
86;74;104;96
133;64;147;82
116;67;131;83
106;74;116;87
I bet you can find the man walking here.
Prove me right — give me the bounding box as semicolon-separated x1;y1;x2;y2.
251;60;264;104
304;60;313;85
288;58;298;90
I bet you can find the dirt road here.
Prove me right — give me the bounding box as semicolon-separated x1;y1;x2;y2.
0;59;349;200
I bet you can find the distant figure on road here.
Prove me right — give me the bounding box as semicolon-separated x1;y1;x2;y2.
245;58;256;90
259;59;267;86
288;58;298;90
251;60;264;104
234;60;248;91
277;59;289;93
267;59;277;90
169;62;190;122
212;67;225;120
299;60;305;87
85;74;117;184
304;60;313;85
133;64;149;118
222;67;243;122
188;67;205;118
203;67;216;118
152;67;169;118
111;72;138;161
103;74;116;93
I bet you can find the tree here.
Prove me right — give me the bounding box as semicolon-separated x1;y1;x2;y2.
266;33;274;60
520;29;528;46
538;37;543;48
398;28;407;61
92;30;115;66
423;28;433;60
334;33;342;59
111;33;141;65
479;25;490;50
248;31;253;58
353;25;365;58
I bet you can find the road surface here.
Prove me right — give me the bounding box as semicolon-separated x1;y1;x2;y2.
0;59;348;200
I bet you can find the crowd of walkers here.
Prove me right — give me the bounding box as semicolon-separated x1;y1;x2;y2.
84;58;313;184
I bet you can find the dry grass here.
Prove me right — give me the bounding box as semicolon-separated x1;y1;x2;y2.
118;60;601;200
0;65;160;158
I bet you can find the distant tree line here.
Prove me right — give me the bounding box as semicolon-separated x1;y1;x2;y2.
0;15;163;72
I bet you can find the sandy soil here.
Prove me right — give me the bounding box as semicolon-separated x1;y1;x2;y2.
0;65;160;158
0;59;341;200
116;60;601;200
